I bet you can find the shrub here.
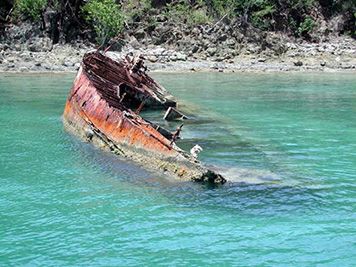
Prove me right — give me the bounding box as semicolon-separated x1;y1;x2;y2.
82;0;124;43
121;0;151;22
209;0;236;18
14;0;47;21
251;3;276;30
165;1;212;26
190;8;211;25
298;16;316;36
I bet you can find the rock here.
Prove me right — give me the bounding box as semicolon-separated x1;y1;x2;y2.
148;55;158;63
206;47;217;56
175;52;187;61
201;40;209;50
14;44;21;51
218;34;228;42
27;37;52;52
226;38;236;47
35;62;42;67
19;67;28;72
191;44;199;54
74;63;81;70
63;60;74;67
128;37;141;49
246;44;261;54
156;14;167;22
294;61;303;66
192;27;200;35
320;61;326;67
134;29;146;40
258;58;267;62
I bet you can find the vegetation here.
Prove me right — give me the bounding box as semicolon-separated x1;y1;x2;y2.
2;0;355;42
298;16;316;37
164;1;212;25
14;0;47;21
82;0;124;43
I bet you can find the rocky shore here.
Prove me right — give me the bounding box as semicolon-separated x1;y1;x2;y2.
0;22;355;73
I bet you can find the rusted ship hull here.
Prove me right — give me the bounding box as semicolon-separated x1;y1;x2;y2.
63;52;225;184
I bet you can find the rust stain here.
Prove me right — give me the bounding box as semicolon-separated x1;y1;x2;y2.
63;51;226;184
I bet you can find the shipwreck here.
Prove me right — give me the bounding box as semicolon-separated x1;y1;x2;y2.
63;51;226;184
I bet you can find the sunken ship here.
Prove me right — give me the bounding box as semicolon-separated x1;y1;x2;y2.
63;51;226;184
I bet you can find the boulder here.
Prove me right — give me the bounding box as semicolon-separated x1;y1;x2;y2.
294;61;303;66
147;55;158;63
218;34;228;42
27;37;52;52
175;52;187;61
206;47;217;56
134;29;146;40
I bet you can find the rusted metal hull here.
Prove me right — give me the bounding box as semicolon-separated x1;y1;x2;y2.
63;52;225;184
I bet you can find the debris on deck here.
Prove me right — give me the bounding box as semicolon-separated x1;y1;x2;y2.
163;107;189;121
63;51;226;184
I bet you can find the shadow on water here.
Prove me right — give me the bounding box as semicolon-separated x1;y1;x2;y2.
66;131;327;217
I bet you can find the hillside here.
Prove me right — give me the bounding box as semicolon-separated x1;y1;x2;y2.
0;0;355;72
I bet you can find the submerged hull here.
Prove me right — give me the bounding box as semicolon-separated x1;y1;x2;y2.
63;52;225;184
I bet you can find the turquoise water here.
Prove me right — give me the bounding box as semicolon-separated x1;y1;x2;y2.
0;72;355;266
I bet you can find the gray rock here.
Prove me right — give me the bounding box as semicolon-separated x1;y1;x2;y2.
175;52;187;61
63;60;74;67
148;55;158;63
192;27;200;35
27;37;52;52
294;61;303;66
226;38;236;47
156;15;167;22
218;34;228;42
134;29;146;40
206;47;217;56
19;66;28;72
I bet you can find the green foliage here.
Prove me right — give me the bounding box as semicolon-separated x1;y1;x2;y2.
190;8;211;24
121;0;151;22
165;1;212;25
82;0;124;43
14;0;47;21
208;0;236;18
250;2;276;30
298;15;316;36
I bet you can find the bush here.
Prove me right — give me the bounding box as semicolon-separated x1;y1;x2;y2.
121;0;151;22
165;1;212;25
209;0;236;18
190;8;211;24
82;0;124;43
298;16;316;36
14;0;47;21
251;3;276;30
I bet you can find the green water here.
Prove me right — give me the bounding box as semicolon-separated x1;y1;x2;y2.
0;72;355;266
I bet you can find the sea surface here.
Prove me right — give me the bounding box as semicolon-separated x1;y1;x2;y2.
0;72;355;266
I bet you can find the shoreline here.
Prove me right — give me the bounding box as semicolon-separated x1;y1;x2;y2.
1;39;355;74
1;60;355;74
